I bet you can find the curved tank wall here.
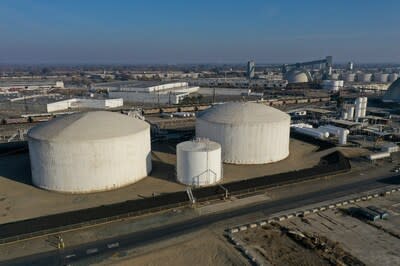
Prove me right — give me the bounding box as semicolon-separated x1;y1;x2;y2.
28;111;152;193
176;139;222;187
196;102;290;164
389;73;399;82
357;73;372;82
343;73;356;82
374;73;389;83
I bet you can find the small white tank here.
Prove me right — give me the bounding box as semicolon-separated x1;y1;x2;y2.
347;106;355;120
176;139;222;187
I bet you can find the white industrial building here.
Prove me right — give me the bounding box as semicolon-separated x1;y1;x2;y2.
176;139;222;187
196;102;290;164
107;81;199;104
46;98;123;112
27;111;152;193
190;78;287;88
0;80;64;91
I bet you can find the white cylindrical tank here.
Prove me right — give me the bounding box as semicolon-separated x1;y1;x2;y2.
196;102;290;164
176;139;222;187
357;73;372;83
343;73;356;82
28;111;152;193
374;73;389;83
354;97;363;120
292;126;329;139
318;125;349;145
389;73;399;82
347;106;355;120
361;97;368;117
339;129;349;145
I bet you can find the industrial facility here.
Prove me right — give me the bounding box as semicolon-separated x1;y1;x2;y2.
46;98;123;112
104;81;199;104
196;102;290;164
27;111;152;193
2;59;400;266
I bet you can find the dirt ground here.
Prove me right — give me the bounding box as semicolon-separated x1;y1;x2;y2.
93;230;248;266
0;138;320;223
235;192;400;266
238;225;331;266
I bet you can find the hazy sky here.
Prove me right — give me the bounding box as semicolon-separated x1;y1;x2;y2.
1;0;399;64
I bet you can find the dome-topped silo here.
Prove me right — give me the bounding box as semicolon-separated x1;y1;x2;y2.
28;111;152;193
196;102;290;164
285;68;312;83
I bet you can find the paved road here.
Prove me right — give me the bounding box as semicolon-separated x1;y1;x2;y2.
2;174;399;266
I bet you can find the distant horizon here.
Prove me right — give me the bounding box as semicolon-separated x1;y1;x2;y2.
1;1;399;65
1;61;400;67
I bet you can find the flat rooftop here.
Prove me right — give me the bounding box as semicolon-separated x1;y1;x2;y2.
94;80;179;88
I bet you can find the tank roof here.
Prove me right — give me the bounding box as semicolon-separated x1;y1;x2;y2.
197;102;290;125
28;111;149;141
177;139;221;152
285;68;311;83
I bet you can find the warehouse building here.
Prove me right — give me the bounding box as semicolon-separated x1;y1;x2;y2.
46;98;123;112
106;81;199;104
0;80;64;91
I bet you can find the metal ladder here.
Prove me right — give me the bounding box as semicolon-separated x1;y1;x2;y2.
186;187;196;204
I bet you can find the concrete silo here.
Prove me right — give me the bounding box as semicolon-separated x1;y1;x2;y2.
196;102;290;164
27;111;152;193
176;139;222;187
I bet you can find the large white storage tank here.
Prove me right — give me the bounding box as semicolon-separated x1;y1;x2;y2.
196;102;290;164
27;111;152;193
176;139;222;187
389;73;399;82
374;73;389;83
357;73;372;83
343;73;356;82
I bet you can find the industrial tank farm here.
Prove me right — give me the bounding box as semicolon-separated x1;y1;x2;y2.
27;111;152;193
196;102;290;164
176;139;222;186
